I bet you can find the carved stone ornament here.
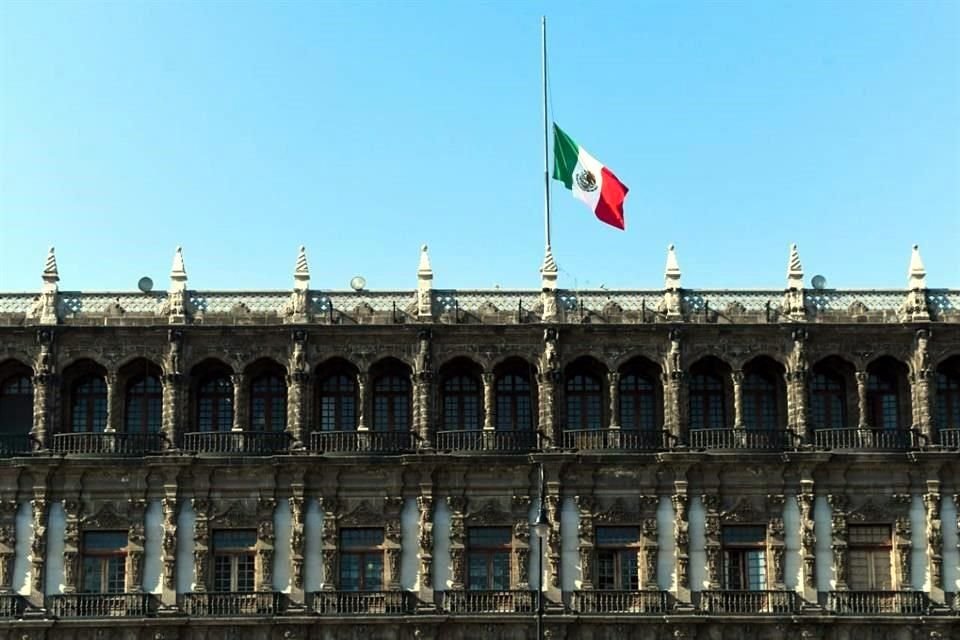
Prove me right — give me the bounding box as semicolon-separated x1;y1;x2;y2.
467;500;512;525
211;501;255;527
848;498;900;523
82;502;130;529
594;497;633;524
721;498;766;523
341;500;383;526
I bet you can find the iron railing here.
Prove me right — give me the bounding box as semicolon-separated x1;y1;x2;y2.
47;593;156;618
570;590;673;614
0;433;33;456
181;592;283;616
689;428;796;450
699;590;800;614
827;591;931;615
309;430;413;454
814;428;919;450
434;429;538;452
440;590;535;614
181;431;290;455
562;428;668;451
0;594;27;618
308;590;416;615
51;432;164;456
938;428;960;448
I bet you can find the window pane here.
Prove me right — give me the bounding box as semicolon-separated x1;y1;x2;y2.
722;526;766;544
597;551;615;590
745;550;766;590
341;528;384;549
491;552;510;590
213;530;257;549
237;554;255;592
468;554;488;590
82;557;101;593
84;531;128;551
364;555;383;591
596;527;639;546
106;556;126;593
468;527;511;547
214;555;232;592
620;551;639;590
340;554;360;591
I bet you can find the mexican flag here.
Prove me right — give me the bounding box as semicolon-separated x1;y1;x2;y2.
552;123;629;230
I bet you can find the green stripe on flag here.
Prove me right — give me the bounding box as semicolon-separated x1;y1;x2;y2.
552;123;579;190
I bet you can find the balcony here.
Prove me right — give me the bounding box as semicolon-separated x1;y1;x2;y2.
440;590;535;614
51;432;165;456
181;592;284;616
814;428;920;450
562;428;668;451
939;428;960;448
569;590;673;614
310;430;413;454
689;428;795;451
308;590;416;615
181;431;290;455
0;433;33;456
47;593;157;618
435;429;537;453
699;590;800;614
827;591;932;615
0;594;28;618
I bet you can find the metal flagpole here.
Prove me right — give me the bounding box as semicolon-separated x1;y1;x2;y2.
541;16;552;253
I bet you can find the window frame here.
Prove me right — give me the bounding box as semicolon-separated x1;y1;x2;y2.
442;374;482;432
742;372;778;431
0;374;33;436
318;373;357;432
565;373;603;431
249;373;287;432
721;525;767;591
212;529;257;593
866;372;900;431
70;375;108;433
467;526;512;591
936;369;960;429
595;526;641;591
124;374;162;434
689;373;727;430
372;374;410;433
495;373;534;432
847;524;893;591
81;530;128;594
338;527;385;592
196;375;234;432
619;373;657;432
810;371;847;430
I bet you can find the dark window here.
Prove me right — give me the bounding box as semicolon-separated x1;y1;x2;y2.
866;373;899;430
443;375;481;431
339;528;384;592
82;531;127;593
596;526;639;590
619;374;656;431
936;370;960;429
810;372;846;429
742;373;778;430
372;375;409;432
319;374;356;431
689;374;726;429
71;376;108;433
250;374;286;432
125;375;162;434
212;530;256;592
467;527;511;590
197;376;233;432
848;525;892;590
566;374;603;430
0;375;32;435
495;374;533;431
722;526;766;590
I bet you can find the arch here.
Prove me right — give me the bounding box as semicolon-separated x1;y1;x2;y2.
865;356;910;431
741;356;787;430
369;357;412;433
489;353;540;377
438;357;483;432
118;358;163;434
935;355;960;431
246;359;287;433
564;356;607;431
493;357;537;432
0;359;34;436
617;356;663;431
62;359;108;434
190;359;234;433
315;358;359;432
688;356;732;430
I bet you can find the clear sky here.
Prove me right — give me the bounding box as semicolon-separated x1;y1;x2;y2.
1;0;958;293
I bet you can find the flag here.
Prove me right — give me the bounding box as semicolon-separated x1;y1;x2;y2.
552;123;629;230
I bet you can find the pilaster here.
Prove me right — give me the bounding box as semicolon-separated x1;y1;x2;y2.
447;496;466;590
731;370;744;428
482;373;495;431
231;373;247;432
320;495;338;591
574;495;596;590
855;371;868;429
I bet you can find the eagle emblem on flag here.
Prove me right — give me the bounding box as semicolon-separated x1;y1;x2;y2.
576;169;598;192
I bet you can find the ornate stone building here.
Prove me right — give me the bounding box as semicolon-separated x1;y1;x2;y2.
0;243;957;640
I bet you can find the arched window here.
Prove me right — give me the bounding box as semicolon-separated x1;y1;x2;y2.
250;375;286;432
619;374;656;431
319;374;357;432
742;373;778;430
495;374;532;431
71;376;108;433
866;372;899;430
443;375;481;431
936;364;960;430
689;374;726;429
810;372;846;429
566;374;603;430
0;375;33;435
197;376;233;432
372;375;409;432
125;376;162;433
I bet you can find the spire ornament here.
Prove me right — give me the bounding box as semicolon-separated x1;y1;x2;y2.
662;244;682;320
286;245;311;323
417;245;433;319
167;246;189;324
784;243;806;320
903;244;930;322
540;246;558;322
36;246;60;325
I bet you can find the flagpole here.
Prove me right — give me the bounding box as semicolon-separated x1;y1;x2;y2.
541;16;552;253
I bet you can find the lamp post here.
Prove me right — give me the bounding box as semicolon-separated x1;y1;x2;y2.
533;464;549;640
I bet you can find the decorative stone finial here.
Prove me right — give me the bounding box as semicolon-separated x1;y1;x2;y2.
168;247;188;324
417;244;433;319
787;243;803;288
294;245;310;290
903;244;930;322
286;246;311;323
539;246;559;322
664;244;681;290
784;243;806;321
908;244;926;290
170;246;187;284
42;246;59;285
36;246;60;325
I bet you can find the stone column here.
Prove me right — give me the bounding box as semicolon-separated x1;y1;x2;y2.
231;373;247;432
912;330;934;439
255;499;276;592
895;514;911;589
513;521;531;589
320;496;338;591
62;498;81;593
0;501;17;593
672;487;691;602
798;481;817;602
608;372;621;429
286;372;308;448
415;372;433;449
482;373;495;432
923;488;943;601
192;498;210;591
384;499;403;590
827;495;849;589
544;493;561;593
641;516;658;589
29;495;47;598
574;496;596;590
767;495;786;589
788;328;809;441
127;501;146;592
105;372;121;433
855;371;868;429
731;371;744;428
447;496;466;590
537;373;558;448
289;493;305;599
161;374;184;450
160;496;178;604
30;374;54;451
417;495;434;601
701;494;721;589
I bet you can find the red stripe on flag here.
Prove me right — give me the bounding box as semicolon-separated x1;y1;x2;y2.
595;167;628;230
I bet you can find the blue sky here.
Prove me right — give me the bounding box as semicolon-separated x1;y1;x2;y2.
1;0;957;293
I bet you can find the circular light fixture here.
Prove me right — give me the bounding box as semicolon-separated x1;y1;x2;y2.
137;276;154;293
350;276;366;291
811;275;827;290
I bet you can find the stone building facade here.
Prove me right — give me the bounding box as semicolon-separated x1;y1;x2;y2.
0;244;957;640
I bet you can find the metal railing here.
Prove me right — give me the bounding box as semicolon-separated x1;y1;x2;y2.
308;590;416;615
309;430;413;454
570;590;673;614
562;428;668;451
0;433;33;456
699;590;800;614
181;431;290;455
689;428;796;450
51;432;164;456
440;590;535;614
0;594;27;618
814;428;920;450
434;429;537;452
181;592;283;616
47;593;156;618
938;428;960;448
827;591;931;615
